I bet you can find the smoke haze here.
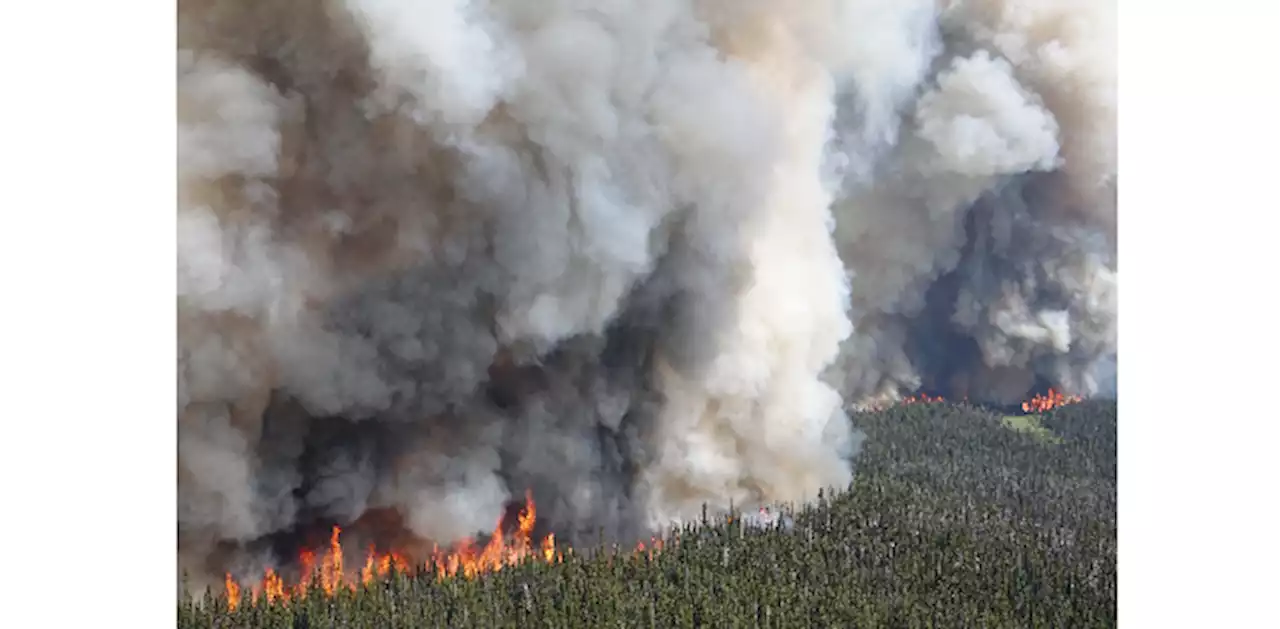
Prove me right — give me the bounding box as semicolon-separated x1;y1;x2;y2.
177;0;1116;591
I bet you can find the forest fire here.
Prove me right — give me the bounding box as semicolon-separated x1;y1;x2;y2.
1021;388;1082;413
219;388;1085;611
223;491;561;611
868;389;1082;414
899;393;947;405
220;492;674;611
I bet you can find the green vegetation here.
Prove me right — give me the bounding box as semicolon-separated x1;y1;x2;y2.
179;400;1116;628
1000;413;1063;444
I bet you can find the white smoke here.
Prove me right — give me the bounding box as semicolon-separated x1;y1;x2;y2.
177;0;1116;590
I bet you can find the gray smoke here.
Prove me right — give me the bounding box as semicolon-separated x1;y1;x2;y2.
177;0;1116;591
826;0;1116;406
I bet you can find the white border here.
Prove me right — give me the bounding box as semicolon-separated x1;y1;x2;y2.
1119;1;1280;626
2;1;173;625
2;2;1276;627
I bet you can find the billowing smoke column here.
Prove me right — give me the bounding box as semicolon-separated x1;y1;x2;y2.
177;0;1115;591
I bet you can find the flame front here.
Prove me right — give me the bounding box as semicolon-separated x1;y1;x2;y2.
220;387;1082;610
900;393;946;405
222;490;579;609
1021;388;1082;413
870;389;1081;413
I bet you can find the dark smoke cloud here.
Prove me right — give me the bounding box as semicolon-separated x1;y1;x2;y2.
824;0;1116;407
177;0;1116;592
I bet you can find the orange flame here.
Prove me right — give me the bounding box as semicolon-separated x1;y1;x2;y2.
220;385;1081;612
866;389;1080;413
223;573;240;612
221;490;578;610
900;393;946;405
425;490;545;580
1021;388;1082;413
263;568;285;604
219;490;673;610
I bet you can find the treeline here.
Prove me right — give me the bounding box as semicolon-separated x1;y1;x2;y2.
178;400;1117;628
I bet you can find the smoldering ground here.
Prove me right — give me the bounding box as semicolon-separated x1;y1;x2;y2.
177;0;1115;592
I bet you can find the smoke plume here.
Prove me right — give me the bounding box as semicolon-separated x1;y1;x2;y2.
177;0;1116;591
